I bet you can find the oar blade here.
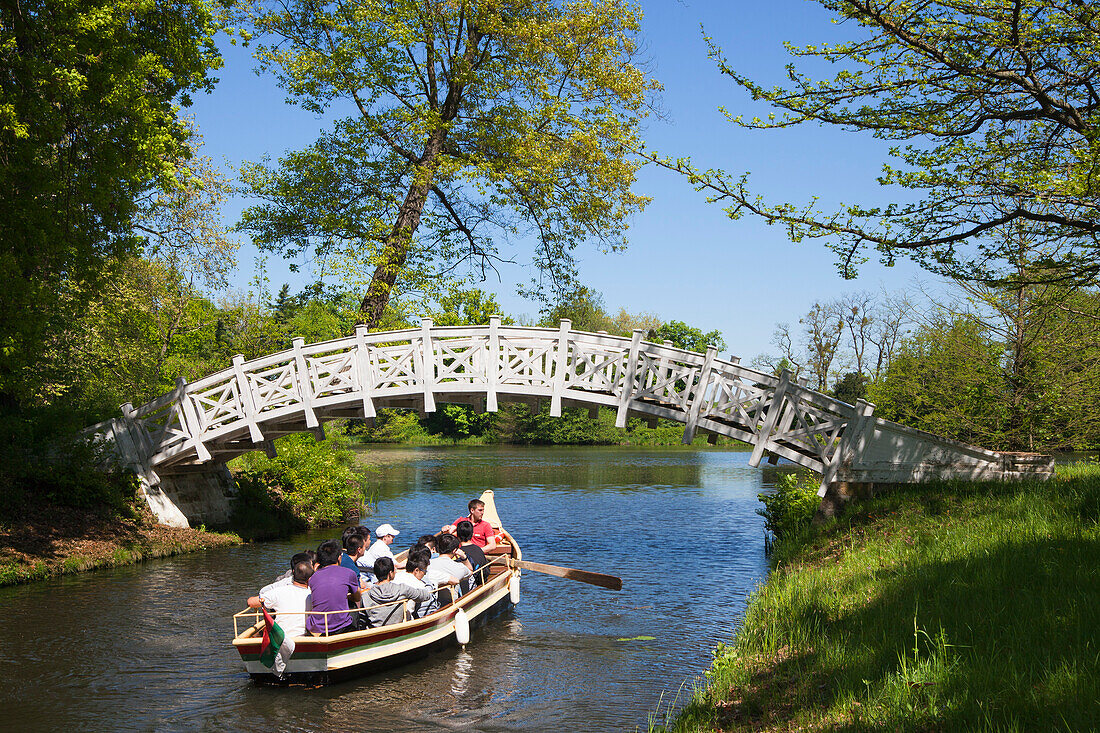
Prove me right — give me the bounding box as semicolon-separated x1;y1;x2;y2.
514;559;622;590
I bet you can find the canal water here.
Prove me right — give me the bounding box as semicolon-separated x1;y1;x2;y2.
0;446;782;732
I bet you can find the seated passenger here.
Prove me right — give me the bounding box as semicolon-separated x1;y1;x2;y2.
247;558;314;639
306;539;363;636
393;556;439;618
340;535;366;576
258;550;314;597
426;533;473;600
441;499;497;550
359;523;404;583
455;520;488;589
416;534;440;558
366;557;434;626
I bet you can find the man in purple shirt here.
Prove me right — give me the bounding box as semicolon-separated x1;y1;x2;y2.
307;539;362;635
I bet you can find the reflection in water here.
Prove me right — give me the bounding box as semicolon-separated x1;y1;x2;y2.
0;446;772;732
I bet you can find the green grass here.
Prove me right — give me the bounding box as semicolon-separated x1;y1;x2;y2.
656;463;1100;732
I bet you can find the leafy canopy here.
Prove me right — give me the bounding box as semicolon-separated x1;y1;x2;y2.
653;0;1100;286
237;0;659;323
0;0;221;401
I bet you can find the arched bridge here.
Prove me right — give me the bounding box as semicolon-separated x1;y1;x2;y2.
89;318;1053;526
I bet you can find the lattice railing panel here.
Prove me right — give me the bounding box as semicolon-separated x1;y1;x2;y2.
632;352;703;408
703;373;772;429
191;378;243;433
307;349;357;399
136;401;190;452
499;336;554;387
566;342;628;393
249;362;301;413
434;336;487;384
372;343;419;390
771;396;850;464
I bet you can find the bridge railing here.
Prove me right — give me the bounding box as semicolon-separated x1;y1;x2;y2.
91;318;871;481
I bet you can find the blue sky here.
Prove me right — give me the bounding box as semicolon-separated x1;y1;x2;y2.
187;0;936;363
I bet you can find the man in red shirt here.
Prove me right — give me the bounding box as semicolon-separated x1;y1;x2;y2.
442;498;497;550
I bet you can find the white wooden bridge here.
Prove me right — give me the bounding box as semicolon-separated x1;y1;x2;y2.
88;319;1053;527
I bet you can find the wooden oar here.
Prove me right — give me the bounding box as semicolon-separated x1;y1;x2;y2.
512;559;622;590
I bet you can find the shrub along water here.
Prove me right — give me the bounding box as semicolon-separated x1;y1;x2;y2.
655;464;1100;731
230;423;369;536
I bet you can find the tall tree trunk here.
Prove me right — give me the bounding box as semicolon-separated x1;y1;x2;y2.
359;127;447;327
358;22;485;328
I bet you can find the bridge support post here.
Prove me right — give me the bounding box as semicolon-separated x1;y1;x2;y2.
354;325;378;419
616;329;644;428
291;337;319;428
418;318;437;413
682;345;718;444
749;369;791;466
486;316;500;412
174;377;211;462
231;354;264;444
550;319;572;417
819;399;875;496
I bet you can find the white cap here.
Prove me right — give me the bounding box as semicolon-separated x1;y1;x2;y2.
375;523;400;537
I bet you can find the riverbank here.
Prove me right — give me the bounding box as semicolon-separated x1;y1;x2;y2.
657;464;1100;731
0;504;241;587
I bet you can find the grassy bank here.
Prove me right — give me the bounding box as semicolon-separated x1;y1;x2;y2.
0;504;240;587
657;464;1100;731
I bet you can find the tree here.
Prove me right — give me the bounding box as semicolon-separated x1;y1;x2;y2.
801;301;845;391
427;285;514;326
753;291;913;384
652;0;1100;286
869;317;1008;447
831;371;867;404
648;320;726;353
0;0;221;406
237;0;658;328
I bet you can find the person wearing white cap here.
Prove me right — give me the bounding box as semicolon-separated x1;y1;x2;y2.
358;523;405;582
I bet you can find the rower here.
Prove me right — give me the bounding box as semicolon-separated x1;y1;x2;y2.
441;499;497;551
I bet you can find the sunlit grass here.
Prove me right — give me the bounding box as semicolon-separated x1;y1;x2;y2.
657;463;1100;731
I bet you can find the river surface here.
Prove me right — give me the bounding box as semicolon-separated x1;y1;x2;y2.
0;446;783;732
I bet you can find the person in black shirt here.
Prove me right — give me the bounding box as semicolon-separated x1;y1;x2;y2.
455;520;487;590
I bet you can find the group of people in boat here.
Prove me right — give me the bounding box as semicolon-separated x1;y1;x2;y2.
246;498;500;638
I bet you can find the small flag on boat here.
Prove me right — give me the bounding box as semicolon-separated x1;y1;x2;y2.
259;606;295;675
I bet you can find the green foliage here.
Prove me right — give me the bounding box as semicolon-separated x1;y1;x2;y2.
830;371;867;404
228;471;307;541
654;1;1100;287
427;286;514;327
648;320;726;352
0;0;221;404
237;0;658;324
869;317;1009;448
233;425;367;527
0;415;140;519
756;471;820;559
350;409;430;443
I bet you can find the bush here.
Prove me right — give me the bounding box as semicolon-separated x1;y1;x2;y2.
232;424;367;528
757;470;820;557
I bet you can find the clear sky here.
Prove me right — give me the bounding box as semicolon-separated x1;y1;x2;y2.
187;0;937;363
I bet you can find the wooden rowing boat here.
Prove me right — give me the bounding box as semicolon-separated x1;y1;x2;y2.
231;490;521;685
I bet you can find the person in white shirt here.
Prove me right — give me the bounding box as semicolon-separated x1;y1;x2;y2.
426;533;473;603
247;558;314;638
393;555;440;618
358;523;405;582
